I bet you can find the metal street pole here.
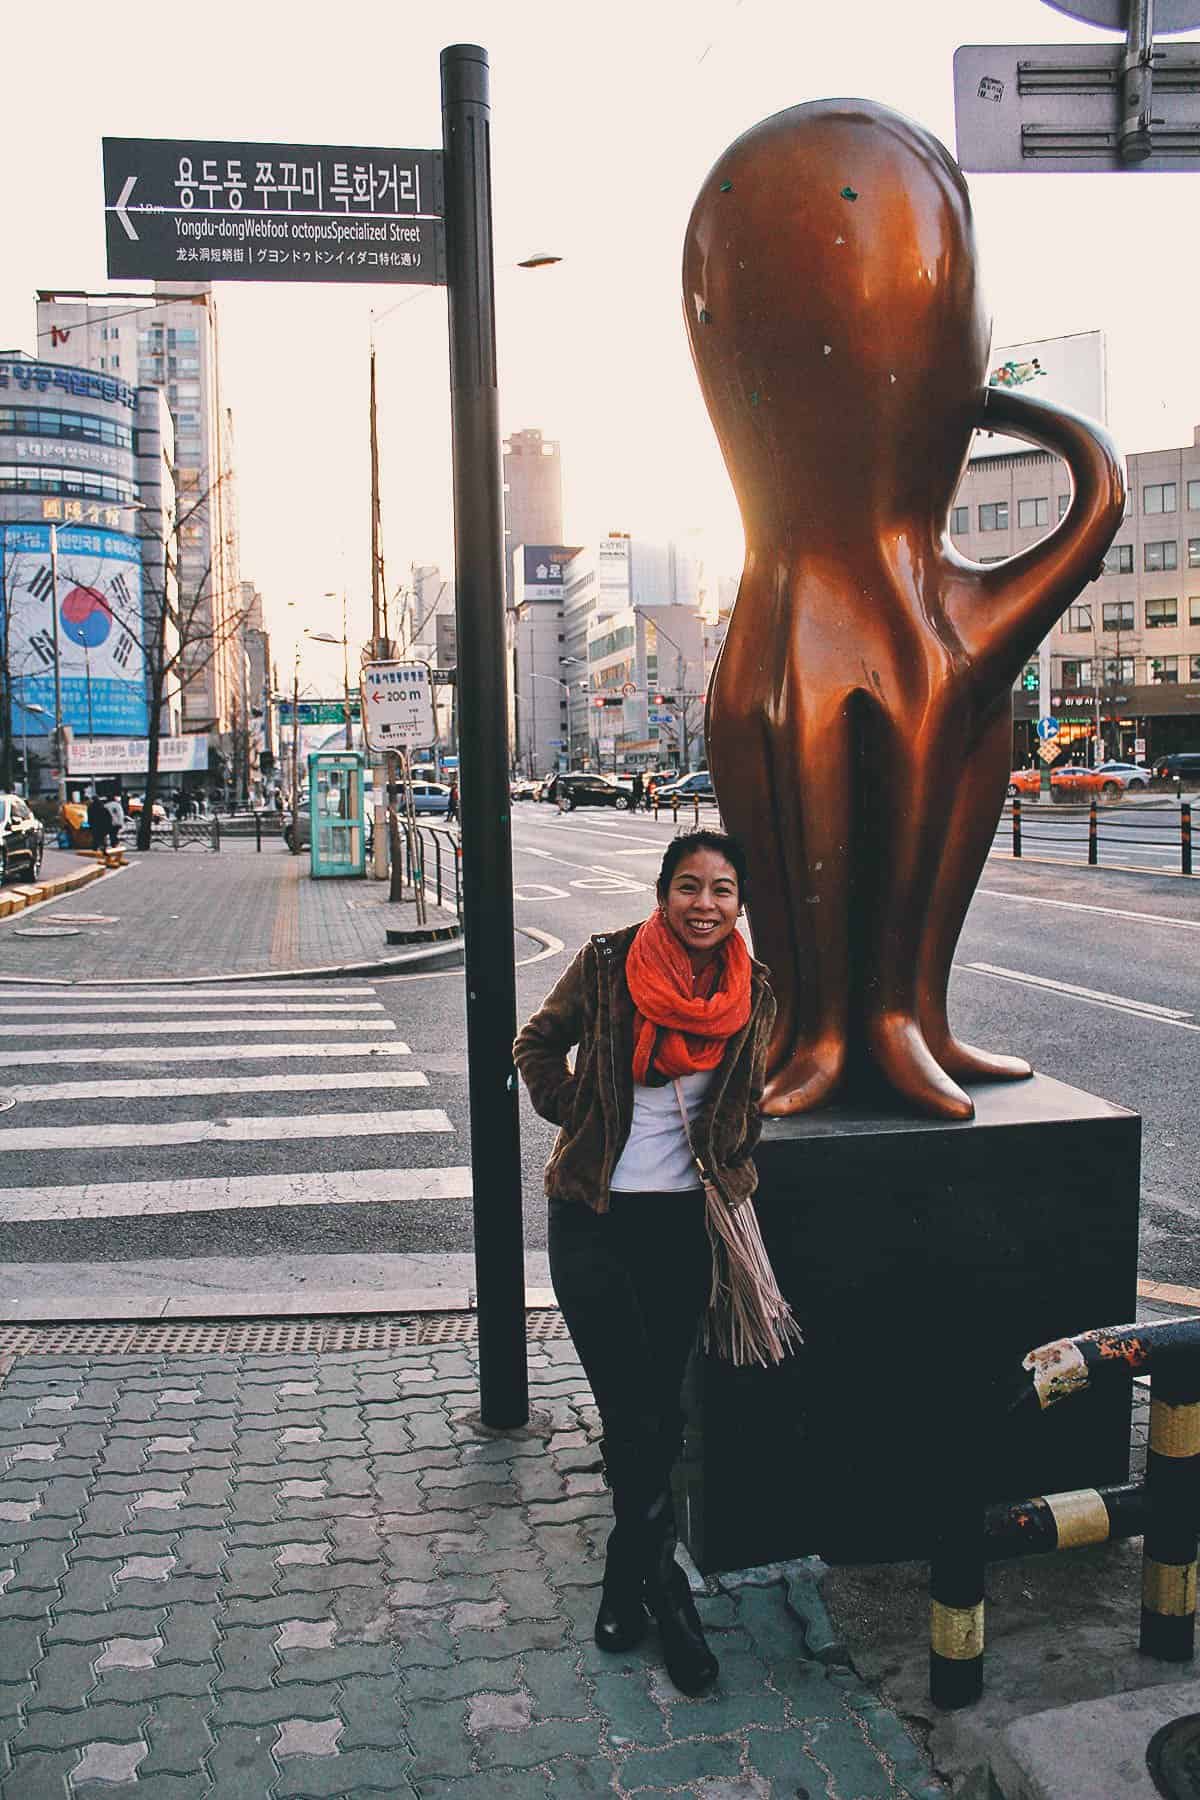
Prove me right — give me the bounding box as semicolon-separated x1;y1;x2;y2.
442;41;528;1429
48;524;67;804
290;661;301;854
342;593;352;750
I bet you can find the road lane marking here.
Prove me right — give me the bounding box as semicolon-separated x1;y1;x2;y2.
976;889;1200;932
0;1018;397;1039
510;845;647;890
0;1165;473;1224
961;962;1199;1029
0;1042;411;1069
0;1109;452;1153
0;1000;386;1016
513;884;568;900
515;926;565;964
6;1071;429;1104
0;985;381;998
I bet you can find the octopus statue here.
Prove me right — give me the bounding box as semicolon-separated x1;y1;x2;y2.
683;100;1125;1121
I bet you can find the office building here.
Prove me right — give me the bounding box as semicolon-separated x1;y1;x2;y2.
503;428;563;609
36;282;242;751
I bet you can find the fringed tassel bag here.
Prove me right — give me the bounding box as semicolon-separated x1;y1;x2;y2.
673;1080;803;1369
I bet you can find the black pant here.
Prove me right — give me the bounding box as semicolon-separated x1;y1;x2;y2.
549;1193;711;1498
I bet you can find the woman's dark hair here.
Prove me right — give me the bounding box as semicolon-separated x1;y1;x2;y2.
656;829;749;902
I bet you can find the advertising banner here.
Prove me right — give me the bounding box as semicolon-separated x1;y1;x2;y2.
67;735;208;775
3;523;147;736
972;331;1107;461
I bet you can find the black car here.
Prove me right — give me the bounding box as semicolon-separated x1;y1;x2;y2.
1153;752;1200;781
556;773;631;812
0;794;45;884
654;770;717;804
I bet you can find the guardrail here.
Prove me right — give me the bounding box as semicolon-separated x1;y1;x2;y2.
406;823;461;920
1006;797;1193;876
651;792;719;826
135;818;221;853
929;1317;1200;1710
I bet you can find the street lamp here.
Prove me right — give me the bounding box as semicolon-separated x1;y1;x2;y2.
308;590;353;750
15;699;50;798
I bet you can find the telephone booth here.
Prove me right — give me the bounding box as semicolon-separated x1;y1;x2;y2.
307;749;366;879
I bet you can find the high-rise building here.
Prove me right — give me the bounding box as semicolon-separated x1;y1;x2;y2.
35;282;242;752
239;579;271;792
503;429;563;609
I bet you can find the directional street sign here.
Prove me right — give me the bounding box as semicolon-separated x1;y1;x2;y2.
360;661;435;752
954;42;1200;171
1037;715;1061;740
102;138;446;285
278;699;361;725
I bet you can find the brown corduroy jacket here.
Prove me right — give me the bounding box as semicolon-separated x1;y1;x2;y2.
512;923;776;1214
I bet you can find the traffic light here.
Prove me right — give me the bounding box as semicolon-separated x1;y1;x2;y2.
652;692;676;706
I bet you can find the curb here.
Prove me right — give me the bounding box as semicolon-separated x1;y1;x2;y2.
0;859;108;920
0;1285;561;1326
0;935;465;987
385;921;462;945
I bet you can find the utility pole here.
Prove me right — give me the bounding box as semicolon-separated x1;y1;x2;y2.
289;661;301;853
370;341;404;900
48;524;67;804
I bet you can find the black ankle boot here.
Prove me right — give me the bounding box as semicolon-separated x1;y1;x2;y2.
642;1497;718;1695
594;1527;648;1652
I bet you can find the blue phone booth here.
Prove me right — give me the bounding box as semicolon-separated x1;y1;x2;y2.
308;749;366;879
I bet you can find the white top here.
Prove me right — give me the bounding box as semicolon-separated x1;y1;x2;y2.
609;1069;713;1193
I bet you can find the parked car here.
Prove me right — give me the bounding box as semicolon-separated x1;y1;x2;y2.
556;773;631;812
1153;752;1200;781
411;781;453;815
655;770;717;804
0;793;45;883
509;778;540;801
128;797;168;823
1006;763;1140;800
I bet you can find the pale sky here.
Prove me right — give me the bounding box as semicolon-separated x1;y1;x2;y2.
2;0;1197;699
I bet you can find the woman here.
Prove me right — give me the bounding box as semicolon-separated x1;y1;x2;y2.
513;830;778;1695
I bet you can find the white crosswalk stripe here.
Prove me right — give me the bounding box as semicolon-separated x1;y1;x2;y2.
0;1166;474;1224
0;985;379;999
0;1041;411;1068
0;983;467;1270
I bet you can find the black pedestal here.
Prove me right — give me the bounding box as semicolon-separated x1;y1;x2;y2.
677;1073;1141;1570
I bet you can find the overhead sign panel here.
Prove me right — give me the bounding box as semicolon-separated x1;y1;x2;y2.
360;661;435;751
102;138;445;284
954;43;1200;172
972;330;1107;460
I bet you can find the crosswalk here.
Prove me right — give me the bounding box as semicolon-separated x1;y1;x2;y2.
0;981;472;1248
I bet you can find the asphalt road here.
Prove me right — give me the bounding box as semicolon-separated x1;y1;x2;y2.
1;799;1197;1308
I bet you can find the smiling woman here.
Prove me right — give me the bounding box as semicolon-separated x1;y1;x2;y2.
513;828;798;1696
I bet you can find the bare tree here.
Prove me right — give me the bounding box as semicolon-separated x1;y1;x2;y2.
133;470;254;851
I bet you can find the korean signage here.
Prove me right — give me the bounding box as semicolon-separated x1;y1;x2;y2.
103;138;446;286
67;735;208;775
360;661;435;750
277;698;362;726
2;523;146;737
0;359;139;413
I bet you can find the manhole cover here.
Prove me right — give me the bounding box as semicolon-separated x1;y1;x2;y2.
14;926;81;938
1148;1715;1200;1798
50;914;119;925
0;1092;15;1114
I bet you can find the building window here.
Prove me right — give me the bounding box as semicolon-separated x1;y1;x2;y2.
1058;494;1070;520
1146;597;1178;629
1103;655;1134;684
1145;540;1178;572
950;505;968;535
1188;539;1200;570
1144;482;1177;514
1017;497;1050;529
1066;605;1092;632
1150;657;1179;683
1102;544;1133;574
1191;653;1200;679
1190;596;1200;625
979;502;1008;532
1188;479;1200;510
1061;659;1092;688
1103;601;1134;631
0;406;132;450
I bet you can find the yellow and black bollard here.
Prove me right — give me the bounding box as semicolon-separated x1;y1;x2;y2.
1088;799;1098;866
1012;795;1021;858
930;1477;985;1710
1183;801;1192;878
1140;1362;1200;1661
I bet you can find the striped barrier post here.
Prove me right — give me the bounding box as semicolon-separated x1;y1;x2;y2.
671;795;679;823
1183;802;1193;877
1088;800;1098;867
930;1499;985;1710
1012;797;1021;859
1141;1359;1200;1661
693;796;700;827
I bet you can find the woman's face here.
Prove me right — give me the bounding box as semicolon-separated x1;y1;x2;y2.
661;849;741;967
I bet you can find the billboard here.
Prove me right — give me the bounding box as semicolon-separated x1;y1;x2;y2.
68;735;208;775
971;331;1107;461
3;523;147;736
515;545;580;603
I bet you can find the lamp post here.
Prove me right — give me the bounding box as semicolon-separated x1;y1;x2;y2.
14;695;50;798
310;591;354;750
632;606;706;772
527;671;575;777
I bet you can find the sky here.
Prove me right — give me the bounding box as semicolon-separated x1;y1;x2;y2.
3;0;1198;699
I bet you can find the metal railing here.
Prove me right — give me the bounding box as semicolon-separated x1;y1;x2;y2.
135;818;221;853
929;1317;1200;1710
405;823;461;920
1007;797;1193;876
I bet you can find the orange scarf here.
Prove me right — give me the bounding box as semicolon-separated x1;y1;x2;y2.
625;909;752;1083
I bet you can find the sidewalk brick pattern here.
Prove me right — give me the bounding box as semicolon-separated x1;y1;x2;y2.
0;1337;947;1798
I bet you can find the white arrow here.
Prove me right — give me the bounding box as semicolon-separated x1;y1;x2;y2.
114;175;139;241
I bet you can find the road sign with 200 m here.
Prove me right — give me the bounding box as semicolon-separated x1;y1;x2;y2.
360;662;435;752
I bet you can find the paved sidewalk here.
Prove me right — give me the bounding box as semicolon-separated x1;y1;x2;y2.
0;1330;946;1800
0;840;459;984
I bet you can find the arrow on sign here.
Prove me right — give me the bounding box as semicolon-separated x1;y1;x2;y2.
114;176;140;241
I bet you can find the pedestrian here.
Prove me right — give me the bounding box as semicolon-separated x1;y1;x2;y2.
630;772;645;812
513;829;799;1695
86;792;113;856
446;778;459;821
105;797;124;848
645;775;659;811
